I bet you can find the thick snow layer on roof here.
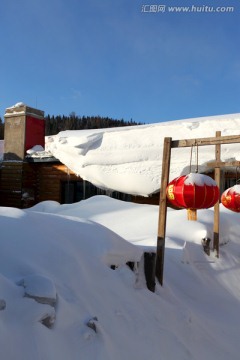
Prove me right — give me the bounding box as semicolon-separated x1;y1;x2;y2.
45;113;240;196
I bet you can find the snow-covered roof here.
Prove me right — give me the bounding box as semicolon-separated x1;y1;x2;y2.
1;113;239;195
45;113;240;196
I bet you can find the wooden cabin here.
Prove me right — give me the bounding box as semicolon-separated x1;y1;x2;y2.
0;158;159;209
0;104;237;209
0;104;159;208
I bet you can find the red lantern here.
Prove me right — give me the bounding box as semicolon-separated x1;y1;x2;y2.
166;173;220;220
221;185;240;212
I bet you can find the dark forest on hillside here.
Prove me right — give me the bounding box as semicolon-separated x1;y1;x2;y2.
44;113;142;136
0;114;142;139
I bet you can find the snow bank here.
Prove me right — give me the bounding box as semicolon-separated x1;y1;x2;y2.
1;196;240;359
29;195;237;248
0;203;143;359
45;113;240;196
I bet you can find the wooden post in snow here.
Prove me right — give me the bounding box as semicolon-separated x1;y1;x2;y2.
213;131;221;257
154;132;240;288
155;137;172;286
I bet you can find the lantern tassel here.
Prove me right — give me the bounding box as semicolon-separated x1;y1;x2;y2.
187;208;197;221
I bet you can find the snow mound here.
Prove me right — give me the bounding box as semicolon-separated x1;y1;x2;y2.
1;196;240;359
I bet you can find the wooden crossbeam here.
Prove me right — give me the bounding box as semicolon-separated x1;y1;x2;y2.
172;134;240;148
207;160;240;168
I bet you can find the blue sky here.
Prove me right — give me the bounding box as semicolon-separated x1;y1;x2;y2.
0;0;239;124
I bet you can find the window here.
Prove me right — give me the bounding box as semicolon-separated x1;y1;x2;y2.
61;180;132;204
223;172;238;192
61;180;96;204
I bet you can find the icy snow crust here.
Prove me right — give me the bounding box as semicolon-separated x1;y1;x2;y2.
45;113;240;196
1;195;240;359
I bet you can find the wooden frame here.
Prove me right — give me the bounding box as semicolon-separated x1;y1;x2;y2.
156;132;240;287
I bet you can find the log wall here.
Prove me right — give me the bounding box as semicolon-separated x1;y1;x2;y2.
0;162;23;207
0;161;235;209
0;161;80;208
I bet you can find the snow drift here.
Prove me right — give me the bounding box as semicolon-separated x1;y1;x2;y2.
1;196;240;359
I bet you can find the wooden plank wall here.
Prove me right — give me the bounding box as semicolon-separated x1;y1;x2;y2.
36;163;79;203
0;161;235;209
0;161;81;208
0;162;23;207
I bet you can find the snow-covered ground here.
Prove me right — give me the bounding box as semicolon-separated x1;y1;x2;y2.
1;107;240;358
45;113;240;196
1;195;240;360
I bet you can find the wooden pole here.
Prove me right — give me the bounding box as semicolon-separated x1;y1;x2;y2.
213;131;221;257
155;131;239;286
155;137;172;286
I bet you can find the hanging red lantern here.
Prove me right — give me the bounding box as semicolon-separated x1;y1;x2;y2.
166;173;220;220
221;185;240;213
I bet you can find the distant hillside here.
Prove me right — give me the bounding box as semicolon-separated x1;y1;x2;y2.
45;113;142;136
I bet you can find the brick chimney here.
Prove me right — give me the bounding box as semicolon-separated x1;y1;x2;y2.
4;102;45;161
